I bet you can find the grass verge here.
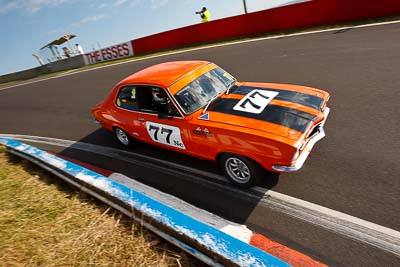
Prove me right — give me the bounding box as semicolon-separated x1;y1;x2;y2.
0;145;202;266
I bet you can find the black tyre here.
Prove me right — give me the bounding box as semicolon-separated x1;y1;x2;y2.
220;154;264;188
114;127;132;147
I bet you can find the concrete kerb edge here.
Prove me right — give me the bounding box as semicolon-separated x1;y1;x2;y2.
0;137;289;267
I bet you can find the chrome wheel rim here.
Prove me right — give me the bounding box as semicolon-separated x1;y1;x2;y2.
116;128;129;146
225;157;251;183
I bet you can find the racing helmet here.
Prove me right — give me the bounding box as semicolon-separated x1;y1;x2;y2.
151;87;167;105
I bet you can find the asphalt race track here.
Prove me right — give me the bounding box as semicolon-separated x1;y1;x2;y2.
1;22;399;266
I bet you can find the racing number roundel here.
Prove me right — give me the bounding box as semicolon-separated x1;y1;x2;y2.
146;122;186;149
233;89;279;114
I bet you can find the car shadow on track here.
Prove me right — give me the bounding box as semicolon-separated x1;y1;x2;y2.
57;128;280;225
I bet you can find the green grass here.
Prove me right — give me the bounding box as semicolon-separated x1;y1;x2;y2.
0;146;202;266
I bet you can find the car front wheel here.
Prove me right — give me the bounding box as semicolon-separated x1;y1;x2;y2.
114;127;132;147
220;154;264;188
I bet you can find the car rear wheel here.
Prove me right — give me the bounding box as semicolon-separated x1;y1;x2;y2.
220;154;264;188
114;127;132;147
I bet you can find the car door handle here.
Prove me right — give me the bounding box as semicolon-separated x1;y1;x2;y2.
138;117;145;122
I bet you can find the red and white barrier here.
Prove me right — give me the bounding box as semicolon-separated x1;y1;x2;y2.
84;41;134;65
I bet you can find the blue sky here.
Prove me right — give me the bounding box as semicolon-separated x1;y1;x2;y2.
0;0;299;75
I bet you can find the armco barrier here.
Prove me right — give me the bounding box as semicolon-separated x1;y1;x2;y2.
46;55;86;72
0;56;86;84
0;137;291;267
132;0;400;55
0;66;48;84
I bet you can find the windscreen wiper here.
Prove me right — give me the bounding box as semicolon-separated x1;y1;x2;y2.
202;93;220;114
225;80;237;95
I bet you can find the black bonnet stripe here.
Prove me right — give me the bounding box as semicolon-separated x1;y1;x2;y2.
231;86;324;110
209;98;317;133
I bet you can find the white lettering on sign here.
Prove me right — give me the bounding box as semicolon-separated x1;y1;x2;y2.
233;90;279;114
146;122;186;150
83;42;134;65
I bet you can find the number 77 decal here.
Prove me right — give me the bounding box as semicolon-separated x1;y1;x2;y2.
233;90;279;114
146;122;186;149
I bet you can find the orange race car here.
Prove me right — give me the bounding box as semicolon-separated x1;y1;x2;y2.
92;61;330;188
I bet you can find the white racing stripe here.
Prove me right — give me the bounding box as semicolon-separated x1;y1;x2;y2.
1;19;400;92
1;133;400;257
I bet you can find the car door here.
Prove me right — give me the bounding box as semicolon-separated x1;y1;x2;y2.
135;86;192;153
113;85;143;139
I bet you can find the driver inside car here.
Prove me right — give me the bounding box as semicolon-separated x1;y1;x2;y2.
151;87;179;116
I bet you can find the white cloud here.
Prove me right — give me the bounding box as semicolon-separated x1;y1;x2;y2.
0;0;67;13
72;14;107;27
0;1;18;13
96;3;109;9
46;13;108;34
128;0;141;8
80;14;107;24
94;0;140;9
150;0;168;9
45;28;62;35
114;0;128;7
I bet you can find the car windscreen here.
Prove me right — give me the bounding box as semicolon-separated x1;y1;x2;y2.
173;67;235;114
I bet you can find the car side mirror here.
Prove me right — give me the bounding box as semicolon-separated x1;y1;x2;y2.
158;113;173;120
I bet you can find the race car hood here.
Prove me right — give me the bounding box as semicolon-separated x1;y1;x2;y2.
200;83;330;140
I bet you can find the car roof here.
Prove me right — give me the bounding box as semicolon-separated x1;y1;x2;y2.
119;61;210;88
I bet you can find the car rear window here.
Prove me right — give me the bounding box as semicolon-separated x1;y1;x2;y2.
116;86;139;111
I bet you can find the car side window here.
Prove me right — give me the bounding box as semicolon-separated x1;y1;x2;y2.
137;86;181;117
116;86;138;111
136;86;154;112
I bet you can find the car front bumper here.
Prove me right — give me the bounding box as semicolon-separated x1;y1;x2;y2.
272;107;330;172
